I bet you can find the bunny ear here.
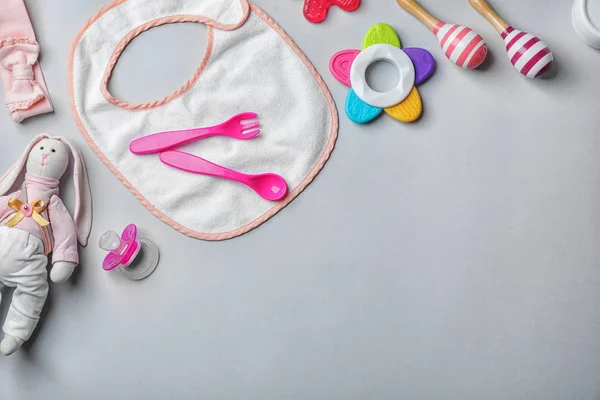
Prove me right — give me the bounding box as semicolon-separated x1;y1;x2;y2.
0;134;49;196
59;137;92;246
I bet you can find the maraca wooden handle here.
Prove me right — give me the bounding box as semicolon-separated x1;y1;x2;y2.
396;0;440;31
468;0;509;34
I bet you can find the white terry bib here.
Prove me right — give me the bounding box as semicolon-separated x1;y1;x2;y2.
69;0;338;240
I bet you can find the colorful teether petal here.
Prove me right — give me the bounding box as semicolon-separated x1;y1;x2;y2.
303;0;361;24
384;87;422;122
403;48;435;85
330;49;361;87
362;23;402;49
345;89;383;124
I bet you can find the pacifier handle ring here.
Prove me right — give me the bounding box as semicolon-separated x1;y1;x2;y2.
119;237;160;281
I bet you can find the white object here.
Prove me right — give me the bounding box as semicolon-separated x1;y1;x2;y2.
69;0;338;241
0;226;47;354
349;44;416;108
0;334;23;356
573;0;600;48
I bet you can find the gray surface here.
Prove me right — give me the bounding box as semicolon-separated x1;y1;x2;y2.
1;0;600;399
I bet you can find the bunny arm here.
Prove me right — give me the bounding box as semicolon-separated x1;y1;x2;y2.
48;195;79;265
0;190;22;220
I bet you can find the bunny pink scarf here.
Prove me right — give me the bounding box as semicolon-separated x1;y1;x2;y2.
0;0;52;122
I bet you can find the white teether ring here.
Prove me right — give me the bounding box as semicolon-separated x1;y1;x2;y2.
349;44;415;108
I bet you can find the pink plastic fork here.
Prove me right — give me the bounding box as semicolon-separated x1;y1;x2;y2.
129;112;260;155
159;151;288;202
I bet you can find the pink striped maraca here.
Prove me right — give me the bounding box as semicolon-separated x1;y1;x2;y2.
397;0;488;70
470;0;553;78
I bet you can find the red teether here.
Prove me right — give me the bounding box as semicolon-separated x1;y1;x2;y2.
303;0;361;24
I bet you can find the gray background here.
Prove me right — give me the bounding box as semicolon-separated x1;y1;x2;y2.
1;0;600;399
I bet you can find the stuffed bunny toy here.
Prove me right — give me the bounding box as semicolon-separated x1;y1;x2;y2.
0;134;91;355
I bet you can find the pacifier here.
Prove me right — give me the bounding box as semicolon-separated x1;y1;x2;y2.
99;224;159;280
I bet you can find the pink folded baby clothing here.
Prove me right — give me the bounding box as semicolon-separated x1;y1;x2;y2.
0;0;53;122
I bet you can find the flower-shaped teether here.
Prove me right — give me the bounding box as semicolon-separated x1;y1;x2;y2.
329;23;435;124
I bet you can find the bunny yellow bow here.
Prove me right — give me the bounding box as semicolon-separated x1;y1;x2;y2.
4;198;49;227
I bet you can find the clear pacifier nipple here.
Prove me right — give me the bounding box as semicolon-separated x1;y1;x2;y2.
99;231;121;252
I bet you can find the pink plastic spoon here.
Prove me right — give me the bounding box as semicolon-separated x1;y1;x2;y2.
159;151;288;202
130;112;260;155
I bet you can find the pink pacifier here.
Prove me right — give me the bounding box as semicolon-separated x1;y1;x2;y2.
99;224;159;280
